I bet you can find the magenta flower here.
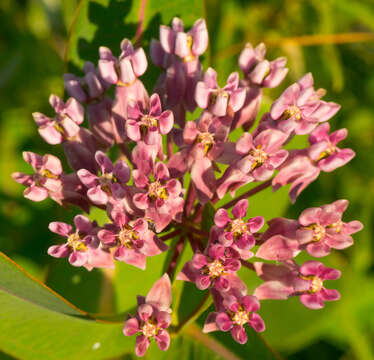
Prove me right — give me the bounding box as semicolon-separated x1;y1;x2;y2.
298;261;341;309
195;68;246;117
239;42;288;88
123;274;172;357
254;260;341;309
177;244;241;291
270;73;340;135
48;215;114;270
307;123;355;172
126;93;174;145
77;151;130;205
12;152;62;202
132;162;184;232
296;200;363;257
235;129;289;181
98;210;167;270
214;199;264;258
204;293;265;343
33;95;84;145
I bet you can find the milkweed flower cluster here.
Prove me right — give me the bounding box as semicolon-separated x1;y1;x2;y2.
13;17;363;357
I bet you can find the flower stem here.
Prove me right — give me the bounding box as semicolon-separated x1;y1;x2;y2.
166;236;185;279
159;229;183;241
221;179;273;209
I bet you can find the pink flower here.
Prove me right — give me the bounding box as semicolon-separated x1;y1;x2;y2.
98;209;167;270
123;274;172;357
217;129;288;198
132;162;184;232
214;199;264;259
254;261;341;309
177;244;241;292
296;200;363;257
77;151;130;206
239;42;288;88
204;294;265;343
195;68;246;117
126;93;174;145
307;123;355;172
48;215;114;270
33;95;84;145
12;152;62;202
298;261;341;309
235;129;289;181
270;73;340;135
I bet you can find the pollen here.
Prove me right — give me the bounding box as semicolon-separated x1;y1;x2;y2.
141;320;158;338
67;233;87;252
205;259;225;279
231;309;249;326
225;219;247;238
282;105;301;121
249;146;268;170
197;132;214;155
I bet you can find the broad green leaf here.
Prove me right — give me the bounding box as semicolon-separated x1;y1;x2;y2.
0;252;132;359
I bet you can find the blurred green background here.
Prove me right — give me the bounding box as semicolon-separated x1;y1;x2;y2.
1;0;374;359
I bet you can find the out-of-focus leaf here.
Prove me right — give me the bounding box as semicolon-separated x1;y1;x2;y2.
0;252;133;359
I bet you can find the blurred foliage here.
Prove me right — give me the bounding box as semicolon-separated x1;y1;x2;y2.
1;0;374;359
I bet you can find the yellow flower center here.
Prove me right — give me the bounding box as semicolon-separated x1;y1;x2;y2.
141;320;159;338
41;169;58;179
301;275;324;293
118;224;138;248
305;224;326;242
67;233;87;252
329;220;343;233
249;146;268;170
183;35;195;62
282;105;301;121
225;219;247;238
203;259;225;279
197;132;214;155
231;309;249;326
210;89;229;106
148;181;169;201
99;173;116;194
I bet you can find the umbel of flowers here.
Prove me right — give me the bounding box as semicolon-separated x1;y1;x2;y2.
13;17;363;357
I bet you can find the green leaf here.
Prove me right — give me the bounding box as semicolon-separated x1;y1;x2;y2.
0;252;133;359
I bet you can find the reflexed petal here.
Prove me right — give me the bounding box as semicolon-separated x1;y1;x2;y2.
306;242;331;257
114;160;131;183
249;313;265;332
43;154;63;175
299;293;324;309
232;199;248;218
241;295;260;313
157;311;172;329
320;288;340;301
48;244;70;258
68;251;88;267
216;312;232;332
158;110;174;134
123;317;139;336
135;335;150;357
24;186;48;202
138;303;154;322
298;207;322;226
77;169;98;188
196;274;211;290
87;186;109;205
49;221;73;237
74;215;92;234
299;260;323;277
203;312;219;333
247;216;264;233
191;253;208;269
95;151;113;174
214;208;230;227
155;329;170;351
231;325;247;344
